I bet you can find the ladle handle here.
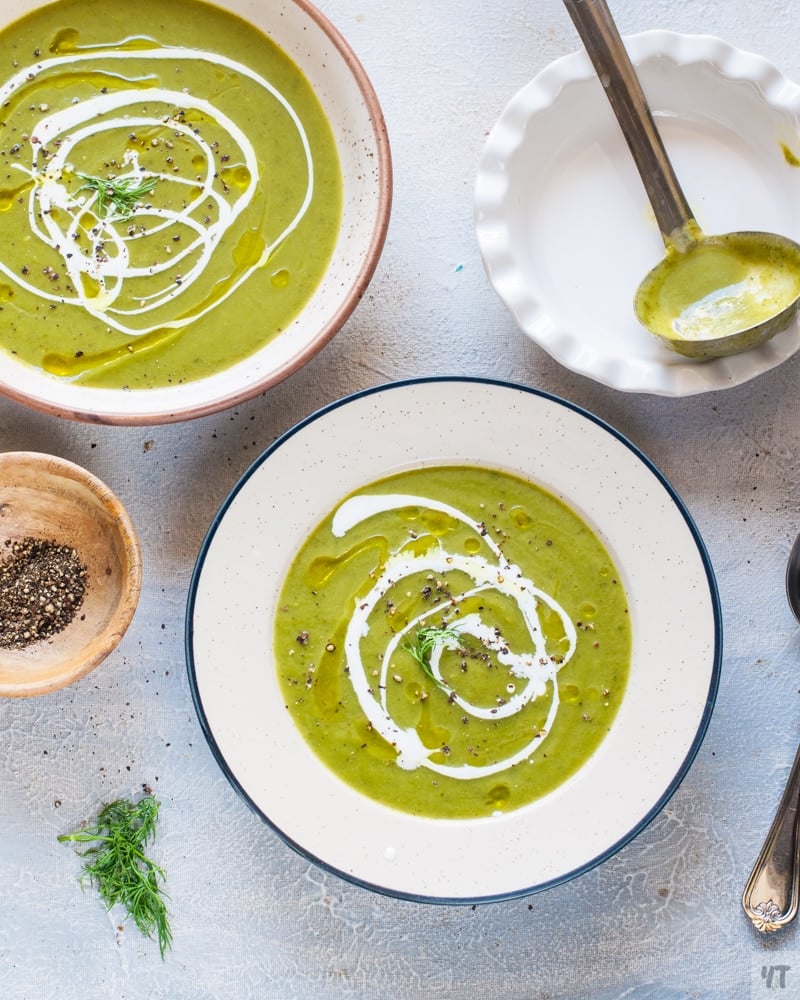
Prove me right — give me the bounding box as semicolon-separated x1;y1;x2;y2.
742;738;800;932
561;0;696;246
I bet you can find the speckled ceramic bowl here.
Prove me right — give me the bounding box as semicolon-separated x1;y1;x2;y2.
0;0;391;424
187;378;722;902
0;452;142;697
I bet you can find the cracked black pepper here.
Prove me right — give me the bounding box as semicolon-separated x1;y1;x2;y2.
0;536;88;649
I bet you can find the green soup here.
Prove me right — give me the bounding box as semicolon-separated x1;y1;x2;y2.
275;466;632;819
0;0;342;387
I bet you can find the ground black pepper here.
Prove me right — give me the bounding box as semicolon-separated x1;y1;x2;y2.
0;536;88;649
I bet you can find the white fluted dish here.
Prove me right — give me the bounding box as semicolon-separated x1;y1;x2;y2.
475;31;800;396
0;0;391;424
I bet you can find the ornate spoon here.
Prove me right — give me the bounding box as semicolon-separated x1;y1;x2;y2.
742;533;800;932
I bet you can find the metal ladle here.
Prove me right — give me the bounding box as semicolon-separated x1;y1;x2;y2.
742;534;800;932
562;0;800;359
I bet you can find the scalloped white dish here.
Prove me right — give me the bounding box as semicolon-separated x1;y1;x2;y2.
186;378;721;902
475;31;800;396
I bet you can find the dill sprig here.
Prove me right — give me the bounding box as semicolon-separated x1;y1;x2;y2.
404;623;463;685
77;172;159;219
58;794;172;958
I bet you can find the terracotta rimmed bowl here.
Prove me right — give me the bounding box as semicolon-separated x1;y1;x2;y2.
0;452;142;697
0;0;391;424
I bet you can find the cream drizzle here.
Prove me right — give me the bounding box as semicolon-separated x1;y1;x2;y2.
331;493;577;781
0;45;314;335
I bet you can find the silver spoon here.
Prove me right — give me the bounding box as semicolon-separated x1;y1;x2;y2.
562;0;800;359
742;533;800;932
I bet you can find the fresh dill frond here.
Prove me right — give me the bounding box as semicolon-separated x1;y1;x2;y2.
58;794;172;958
76;172;159;219
404;623;463;685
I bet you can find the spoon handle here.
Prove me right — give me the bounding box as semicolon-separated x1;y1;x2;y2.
561;0;695;246
742;739;800;932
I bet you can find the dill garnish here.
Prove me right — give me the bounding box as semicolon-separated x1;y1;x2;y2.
404;623;462;685
58;794;172;958
77;172;159;219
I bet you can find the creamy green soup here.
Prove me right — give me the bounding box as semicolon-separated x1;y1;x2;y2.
0;0;342;388
275;466;631;820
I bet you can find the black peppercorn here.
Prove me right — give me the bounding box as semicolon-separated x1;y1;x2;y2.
0;536;88;649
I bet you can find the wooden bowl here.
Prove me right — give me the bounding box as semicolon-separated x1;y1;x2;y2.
0;452;142;696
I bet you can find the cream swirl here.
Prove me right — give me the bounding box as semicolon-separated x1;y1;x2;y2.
332;493;577;780
0;45;313;335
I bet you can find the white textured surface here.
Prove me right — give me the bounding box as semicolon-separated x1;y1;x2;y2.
2;1;800;997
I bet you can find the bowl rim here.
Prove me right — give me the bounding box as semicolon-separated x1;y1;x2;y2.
0;0;393;425
0;450;143;697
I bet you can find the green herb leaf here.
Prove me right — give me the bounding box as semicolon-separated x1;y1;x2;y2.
76;172;159;219
58;794;172;958
404;624;463;685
